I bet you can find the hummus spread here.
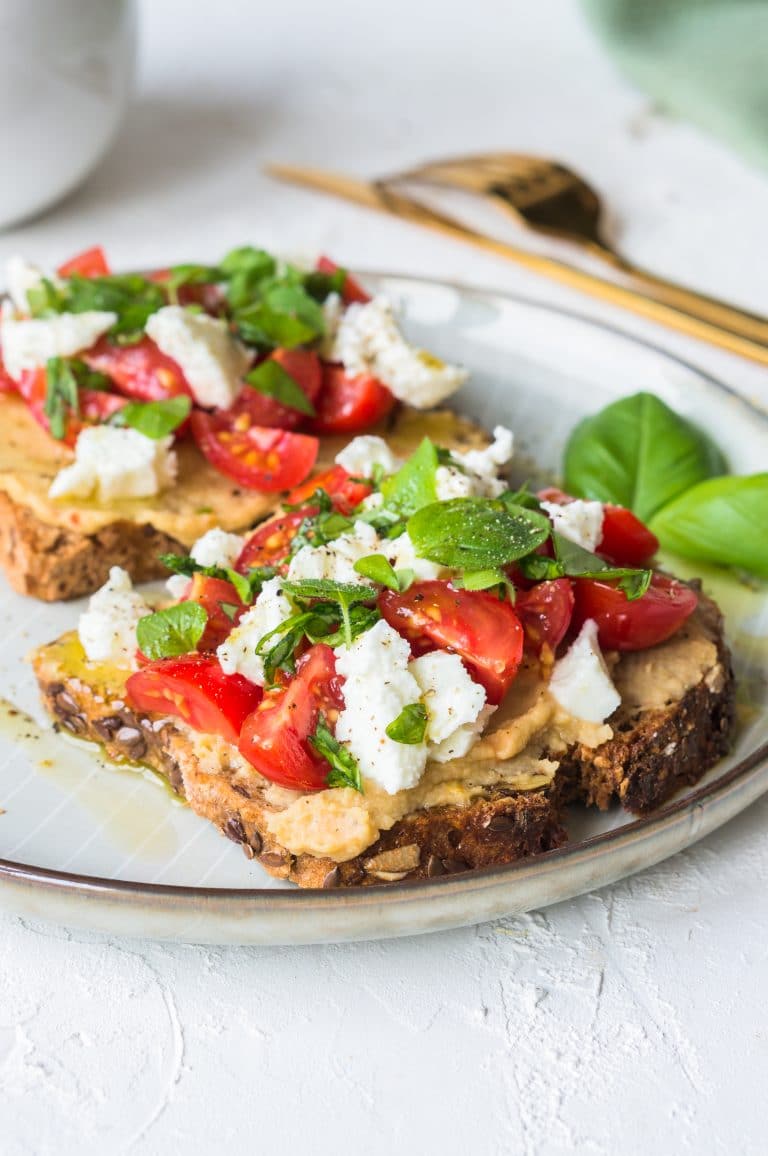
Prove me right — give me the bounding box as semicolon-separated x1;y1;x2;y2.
0;395;487;545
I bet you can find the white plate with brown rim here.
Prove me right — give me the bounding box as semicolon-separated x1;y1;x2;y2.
0;273;766;945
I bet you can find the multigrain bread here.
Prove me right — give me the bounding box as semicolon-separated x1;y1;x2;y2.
31;592;735;888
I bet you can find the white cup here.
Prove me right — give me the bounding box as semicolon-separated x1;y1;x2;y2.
0;0;137;230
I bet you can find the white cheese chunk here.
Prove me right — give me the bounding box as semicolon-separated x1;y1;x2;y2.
4;256;59;314
409;652;488;762
145;305;250;409
78;567;150;668
49;426;177;503
435;425;515;501
459;425;514;477
549;619;620;724
383;531;443;581
330;296;467;408
335;619;428;794
0;310;117;380
335;435;401;479
540;498;604;553
166;574;191;600
190;527;246;570
217;577;292;687
287;520;382;586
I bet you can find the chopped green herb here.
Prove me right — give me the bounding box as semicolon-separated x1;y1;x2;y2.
44;358;80;440
385;702;428;745
112;394;191;439
136;602;207;660
407;498;550;570
519;534;652;600
353;554;400;591
246;359;316;416
310;719;363;792
158;553;276;604
218;601;240;622
380;438;439;516
454;568;516;599
281;578;376;647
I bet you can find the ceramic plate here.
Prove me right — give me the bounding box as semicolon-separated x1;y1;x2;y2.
0;275;766;944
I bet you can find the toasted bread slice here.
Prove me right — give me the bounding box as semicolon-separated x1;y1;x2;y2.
0;396;487;601
30;592;735;888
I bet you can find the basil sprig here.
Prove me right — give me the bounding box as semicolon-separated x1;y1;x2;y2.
407;498;550;570
112;394;191;439
309;719;363;792
43;357;114;440
136;602;207;660
31;273;167;344
281;579;376;647
159;553;276;604
519;533;652;600
245;359;316;416
564;392;727;522
385;702;428;745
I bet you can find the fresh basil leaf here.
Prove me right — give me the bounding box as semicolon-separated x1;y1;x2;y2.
114;394;191;439
551;534;652;600
235;304;317;350
136;602;207;660
309;719;363;792
165;264;221;303
650;473;768;579
281;578;375;603
245;359;315;416
380;438;439;516
455;568;515;597
219;246;276;279
395;568;415;592
59;273;167;342
407;498;550;569
219;601;240;622
44;357;80;440
564;392;727;522
303;268;346;300
26;277;65;317
353;553;400;591
385;702;428;745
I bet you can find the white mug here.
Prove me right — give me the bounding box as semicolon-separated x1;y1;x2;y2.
0;0;137;230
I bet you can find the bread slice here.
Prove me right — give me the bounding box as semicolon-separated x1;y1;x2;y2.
30;591;735;888
0;397;487;601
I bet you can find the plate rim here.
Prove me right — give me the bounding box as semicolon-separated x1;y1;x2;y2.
1;273;766;912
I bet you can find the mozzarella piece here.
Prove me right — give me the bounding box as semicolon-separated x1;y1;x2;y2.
145;305;250;409
217;577;292;687
0;311;117;380
190;527;246;570
4;256;58;313
335;435;401;478
287;520;382;586
330;296;467;408
383;531;443;581
408;651;488;762
540;498;604;553
549;619;620;723
49;426;177;503
78;567;150;668
335;619;427;794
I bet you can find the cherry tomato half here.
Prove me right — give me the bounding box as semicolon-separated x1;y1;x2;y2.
515;578;575;657
311;364;395;435
379;580;524;705
17;369;125;446
232;348;321;429
182;574;247;652
238;644;344;790
126;654;263;744
57;245;111;278
83;336;192;402
0;354;16;393
538;488;658;567
572;574;698;651
285;464;373;514
190;410;319;491
235;509;313;573
316;256;371;304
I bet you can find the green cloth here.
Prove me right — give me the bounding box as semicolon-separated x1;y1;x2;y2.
582;0;768;168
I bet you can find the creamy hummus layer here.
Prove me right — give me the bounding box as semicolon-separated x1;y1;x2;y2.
0;395;486;545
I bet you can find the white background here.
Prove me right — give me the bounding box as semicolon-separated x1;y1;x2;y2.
2;1;768;1152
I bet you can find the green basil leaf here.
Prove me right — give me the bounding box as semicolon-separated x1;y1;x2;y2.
58;273;167;341
218;601;240;622
353;553;400;591
44;357;80;440
551;534;652;600
407;498;550;569
650;474;768;579
114;394;192;439
235;304;317;350
281;578;375;604
309;719;363;792
456;568;515;595
245;359;315;416
26;277;65;317
385;702;428;745
303;268;346;300
219;246;276;279
380;438;439;516
136;602;207;660
564;392;727;522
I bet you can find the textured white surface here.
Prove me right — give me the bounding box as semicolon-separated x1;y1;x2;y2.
1;0;767;1152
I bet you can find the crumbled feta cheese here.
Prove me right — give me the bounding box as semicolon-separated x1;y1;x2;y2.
429;705;497;764
145;305;250;409
335;435;401;478
287;520;382;586
49;426;177;503
435;425;514;500
217;577;292;687
190;528;246;570
166;574;191;600
78;567;150;668
383;531;443;581
4;256;58;314
409;651;487;762
335;619;427;793
549;619;620;723
540;498;604;553
330;296;467;408
434;464;478;501
459;425;515;476
0;310;117;380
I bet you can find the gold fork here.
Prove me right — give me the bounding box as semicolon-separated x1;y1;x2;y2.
267;159;768;366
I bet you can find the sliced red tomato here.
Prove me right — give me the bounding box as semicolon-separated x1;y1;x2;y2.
190;409;318;491
233;348;321;429
183;574;246;652
515;579;575;656
126;654;263;744
83;336;192;402
235;509;312;573
0;356;17;393
316;256;370;304
572;574;698;651
379;580;524;705
285;464;373;514
311;364;395;435
79;389;127;424
57;245;111;279
538;488;658;566
238;644;344;790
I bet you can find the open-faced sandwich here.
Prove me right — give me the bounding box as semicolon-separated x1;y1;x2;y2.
31;416;738;888
0;246;469;600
